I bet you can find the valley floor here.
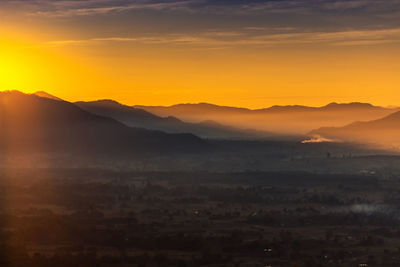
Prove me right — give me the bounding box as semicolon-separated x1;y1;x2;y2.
1;169;400;266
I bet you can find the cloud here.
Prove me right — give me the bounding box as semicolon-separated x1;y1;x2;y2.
31;1;199;17
45;37;143;46
0;0;201;17
2;0;400;17
43;27;400;48
5;0;400;48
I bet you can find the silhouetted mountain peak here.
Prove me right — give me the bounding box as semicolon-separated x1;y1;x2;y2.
1;90;121;127
171;102;251;112
176;102;216;107
33;91;64;101
76;100;163;121
82;99;127;108
323;102;376;110
1;90;27;97
258;105;313;112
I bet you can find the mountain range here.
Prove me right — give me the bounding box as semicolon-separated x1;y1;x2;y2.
309;110;400;148
2;90;400;153
76;100;297;140
135;102;399;134
0;91;207;155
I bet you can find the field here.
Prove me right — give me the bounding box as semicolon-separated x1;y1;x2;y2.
2;168;400;266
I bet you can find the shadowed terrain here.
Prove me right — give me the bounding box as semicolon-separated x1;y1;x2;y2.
0;91;208;155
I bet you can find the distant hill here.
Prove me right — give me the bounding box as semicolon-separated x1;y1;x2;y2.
134;103;252;119
0;91;207;155
309;111;400;148
77;100;295;140
134;102;398;134
256;102;381;113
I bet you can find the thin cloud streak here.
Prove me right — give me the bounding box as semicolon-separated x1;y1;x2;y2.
44;27;400;48
32;1;199;17
2;0;400;17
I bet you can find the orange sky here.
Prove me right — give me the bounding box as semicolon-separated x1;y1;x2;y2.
1;1;400;108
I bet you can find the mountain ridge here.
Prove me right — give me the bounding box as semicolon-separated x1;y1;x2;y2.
76;99;295;140
134;101;388;112
33;91;64;101
134;102;398;134
0;91;208;155
309;110;400;147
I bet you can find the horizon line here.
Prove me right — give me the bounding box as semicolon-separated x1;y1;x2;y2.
1;89;399;111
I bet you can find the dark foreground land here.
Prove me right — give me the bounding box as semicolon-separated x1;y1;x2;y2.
1;169;400;267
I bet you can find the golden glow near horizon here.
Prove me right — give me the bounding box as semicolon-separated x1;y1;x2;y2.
1;1;400;108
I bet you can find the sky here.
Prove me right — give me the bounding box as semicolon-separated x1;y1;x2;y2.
1;0;400;108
